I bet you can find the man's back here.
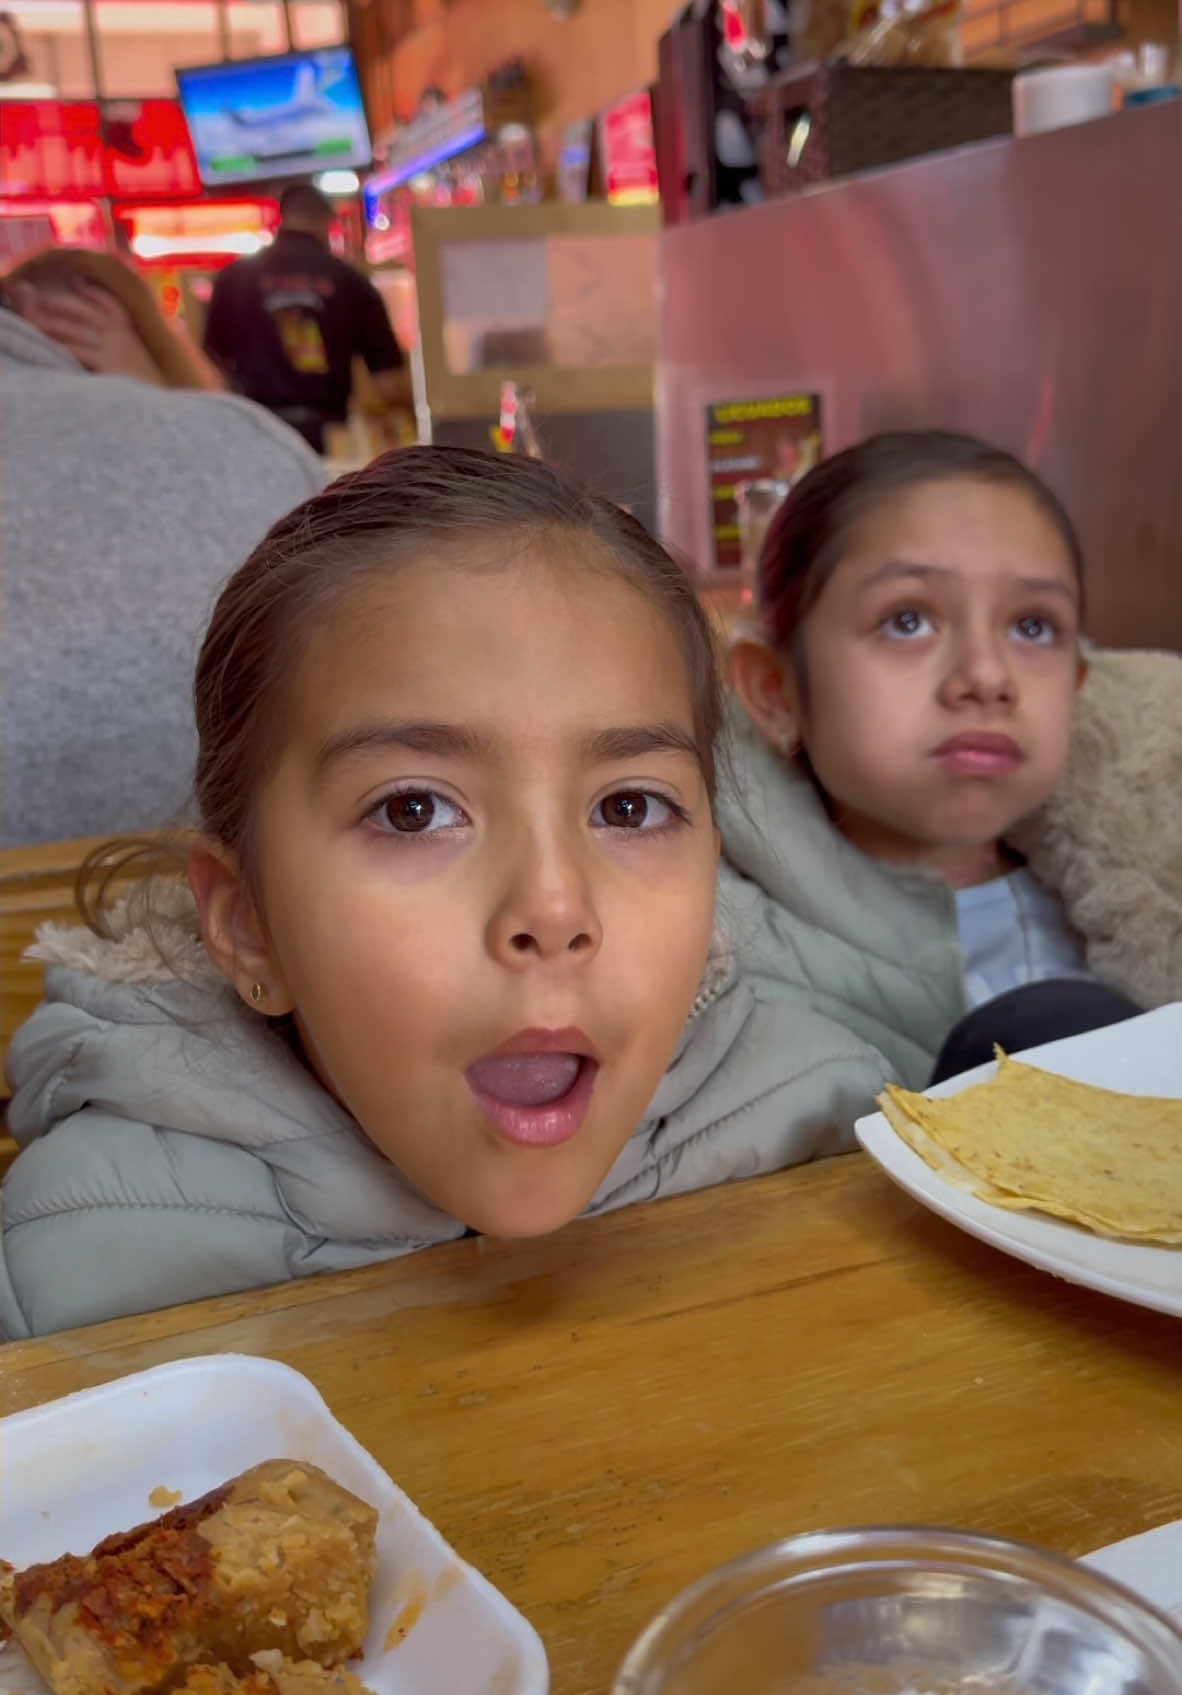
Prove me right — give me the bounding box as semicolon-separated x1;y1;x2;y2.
0;310;325;846
204;228;403;445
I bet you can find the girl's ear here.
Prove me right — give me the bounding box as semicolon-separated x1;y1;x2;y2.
729;638;804;757
187;837;295;1017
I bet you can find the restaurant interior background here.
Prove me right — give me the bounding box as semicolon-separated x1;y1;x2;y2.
2;0;1180;637
4;6;1182;1688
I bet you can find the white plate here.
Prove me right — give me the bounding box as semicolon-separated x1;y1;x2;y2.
1085;1518;1182;1627
855;1003;1182;1318
0;1355;548;1695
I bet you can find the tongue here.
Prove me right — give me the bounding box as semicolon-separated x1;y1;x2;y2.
467;1053;582;1107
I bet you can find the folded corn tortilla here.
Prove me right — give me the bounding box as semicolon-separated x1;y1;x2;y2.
879;1050;1182;1244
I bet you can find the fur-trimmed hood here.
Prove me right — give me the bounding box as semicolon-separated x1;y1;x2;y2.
25;877;211;983
1008;647;1182;1008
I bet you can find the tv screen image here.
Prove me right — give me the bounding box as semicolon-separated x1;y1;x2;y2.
176;47;371;187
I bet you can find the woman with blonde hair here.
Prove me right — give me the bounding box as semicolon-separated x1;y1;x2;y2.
5;246;221;389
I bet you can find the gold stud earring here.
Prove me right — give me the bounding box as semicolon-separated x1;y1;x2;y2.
250;983;265;1006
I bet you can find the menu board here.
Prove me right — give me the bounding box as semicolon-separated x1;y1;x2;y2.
0;101;106;199
102;100;201;200
0;212;54;266
112;198;279;263
0;202;111;268
0;99;201;200
705;393;823;572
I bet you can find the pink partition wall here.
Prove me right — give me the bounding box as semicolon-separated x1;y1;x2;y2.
657;102;1182;651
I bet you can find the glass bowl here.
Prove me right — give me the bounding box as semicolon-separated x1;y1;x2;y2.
612;1526;1182;1695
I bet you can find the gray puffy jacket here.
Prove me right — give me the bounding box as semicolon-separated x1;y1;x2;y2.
0;881;889;1339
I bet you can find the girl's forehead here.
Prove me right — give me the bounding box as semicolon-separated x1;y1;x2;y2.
313;544;669;645
283;547;699;734
832;477;1078;586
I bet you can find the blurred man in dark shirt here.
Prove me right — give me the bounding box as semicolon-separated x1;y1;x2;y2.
203;182;412;452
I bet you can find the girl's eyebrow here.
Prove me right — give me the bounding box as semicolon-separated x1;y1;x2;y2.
315;721;486;771
856;562;955;592
856;561;1077;602
581;724;701;764
314;721;701;773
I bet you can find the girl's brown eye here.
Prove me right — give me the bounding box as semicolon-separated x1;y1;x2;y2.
1013;615;1058;645
600;791;650;829
370;791;467;835
881;608;933;640
383;793;435;832
593;791;683;833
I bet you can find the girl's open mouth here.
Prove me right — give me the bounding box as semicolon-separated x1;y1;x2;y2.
465;1051;600;1147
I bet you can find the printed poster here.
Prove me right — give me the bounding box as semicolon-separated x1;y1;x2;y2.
706;393;823;572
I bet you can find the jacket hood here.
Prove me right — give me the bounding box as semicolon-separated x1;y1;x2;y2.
12;887;460;1246
1008;645;1182;1007
718;710;957;949
1;864;888;1336
716;713;964;1080
6;881;772;1236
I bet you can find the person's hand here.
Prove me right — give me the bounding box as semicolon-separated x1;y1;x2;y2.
11;280;163;385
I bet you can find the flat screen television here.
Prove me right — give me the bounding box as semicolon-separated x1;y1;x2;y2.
175;46;372;189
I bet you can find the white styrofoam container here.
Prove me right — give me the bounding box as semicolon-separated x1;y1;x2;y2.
1086;1519;1182;1628
0;1354;548;1695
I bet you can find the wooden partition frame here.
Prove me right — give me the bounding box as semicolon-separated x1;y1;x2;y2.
397;201;660;427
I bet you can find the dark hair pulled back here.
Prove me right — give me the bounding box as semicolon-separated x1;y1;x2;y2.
757;429;1085;654
194;446;722;879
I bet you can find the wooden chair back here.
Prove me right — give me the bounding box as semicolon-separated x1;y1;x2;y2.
1;835;179;1173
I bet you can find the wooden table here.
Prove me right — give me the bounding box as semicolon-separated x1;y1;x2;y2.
4;1156;1182;1693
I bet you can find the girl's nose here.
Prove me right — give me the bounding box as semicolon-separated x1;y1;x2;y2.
486;832;604;969
940;627;1017;709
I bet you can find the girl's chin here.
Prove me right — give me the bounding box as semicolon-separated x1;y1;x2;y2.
453;1166;613;1242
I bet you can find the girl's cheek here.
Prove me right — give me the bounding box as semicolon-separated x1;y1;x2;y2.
349;832;473;884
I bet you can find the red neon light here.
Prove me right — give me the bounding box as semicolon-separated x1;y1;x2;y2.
102;100;201;200
0;101;106;200
0;98;201;201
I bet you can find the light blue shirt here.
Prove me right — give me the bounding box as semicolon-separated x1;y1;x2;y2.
955;868;1097;1010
